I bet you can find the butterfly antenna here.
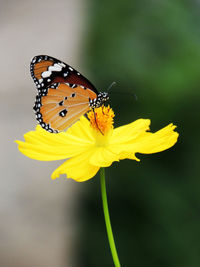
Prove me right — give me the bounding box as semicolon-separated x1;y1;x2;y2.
109;90;138;101
107;81;117;92
106;82;138;101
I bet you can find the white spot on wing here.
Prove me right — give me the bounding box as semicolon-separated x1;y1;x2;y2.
39;78;43;83
69;67;73;71
48;63;62;72
41;71;52;78
59;63;66;68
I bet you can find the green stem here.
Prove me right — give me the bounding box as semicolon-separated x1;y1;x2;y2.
100;168;121;267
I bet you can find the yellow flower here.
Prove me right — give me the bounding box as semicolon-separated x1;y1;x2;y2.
15;106;179;182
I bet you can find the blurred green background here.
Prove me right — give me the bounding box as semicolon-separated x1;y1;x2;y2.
79;0;200;266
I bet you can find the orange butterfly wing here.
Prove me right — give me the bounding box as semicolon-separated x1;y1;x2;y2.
34;83;97;132
30;55;98;95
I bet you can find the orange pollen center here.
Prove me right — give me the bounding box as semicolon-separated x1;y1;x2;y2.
87;105;115;135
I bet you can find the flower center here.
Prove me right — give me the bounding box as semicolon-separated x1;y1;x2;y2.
87;105;115;135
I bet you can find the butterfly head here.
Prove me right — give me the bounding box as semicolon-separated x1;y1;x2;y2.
89;92;109;109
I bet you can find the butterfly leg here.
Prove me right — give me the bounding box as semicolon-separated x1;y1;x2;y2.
93;108;104;135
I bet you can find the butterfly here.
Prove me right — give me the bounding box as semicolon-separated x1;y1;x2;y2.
30;55;109;133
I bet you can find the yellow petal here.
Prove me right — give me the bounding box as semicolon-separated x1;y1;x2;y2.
132;123;179;154
108;121;178;161
108;119;150;155
51;150;99;182
25;124;92;146
15;124;94;161
111;119;151;144
118;151;140;161
67;116;95;141
15;140;69;161
89;147;120;167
